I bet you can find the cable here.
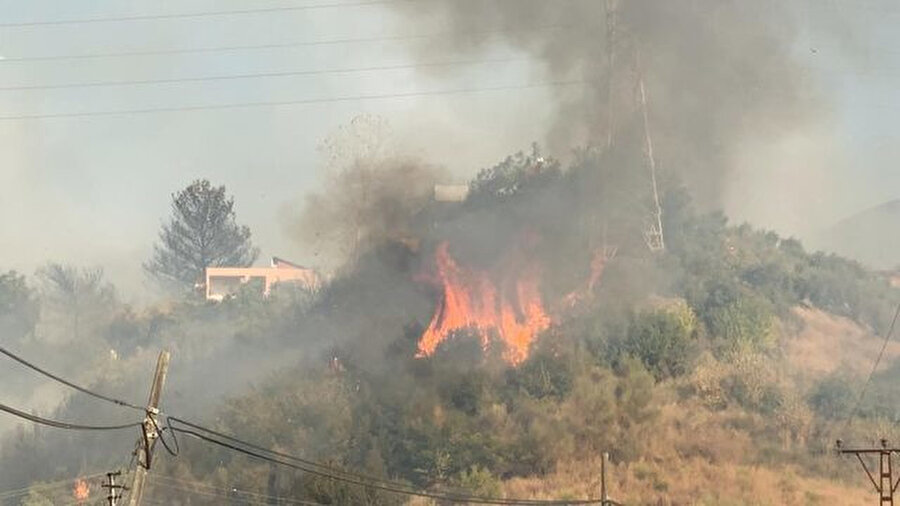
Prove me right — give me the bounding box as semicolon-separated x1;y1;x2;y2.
170;421;602;505
840;300;900;436
0;401;142;431
0;79;589;121
0;472;105;500
0;344;145;411
150;475;327;505
0;56;528;91
166;416;399;484
0;25;571;63
0;348;606;504
0;0;408;28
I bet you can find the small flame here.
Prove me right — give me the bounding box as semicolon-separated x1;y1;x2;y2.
73;479;90;501
417;242;550;364
562;246;616;307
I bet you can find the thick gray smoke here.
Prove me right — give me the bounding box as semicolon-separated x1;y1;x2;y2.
392;0;824;209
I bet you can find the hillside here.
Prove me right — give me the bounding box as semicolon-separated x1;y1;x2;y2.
820;198;900;270
3;149;900;505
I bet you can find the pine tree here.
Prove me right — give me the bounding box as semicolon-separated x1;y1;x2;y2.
145;179;259;290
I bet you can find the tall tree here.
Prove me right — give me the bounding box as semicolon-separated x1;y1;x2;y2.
35;264;115;341
0;270;39;340
145;179;259;289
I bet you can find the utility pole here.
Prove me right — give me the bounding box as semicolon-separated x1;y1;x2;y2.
103;471;126;506
604;0;619;151
635;52;665;253
128;350;170;506
600;451;609;504
837;439;900;505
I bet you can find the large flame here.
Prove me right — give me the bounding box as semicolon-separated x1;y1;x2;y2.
73;479;90;502
417;242;550;364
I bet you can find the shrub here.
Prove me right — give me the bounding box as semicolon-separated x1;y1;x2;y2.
622;302;698;380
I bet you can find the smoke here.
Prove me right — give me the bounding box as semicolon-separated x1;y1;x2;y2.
391;0;827;209
288;115;445;271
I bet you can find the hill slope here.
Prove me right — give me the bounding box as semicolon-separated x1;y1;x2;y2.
821;198;900;269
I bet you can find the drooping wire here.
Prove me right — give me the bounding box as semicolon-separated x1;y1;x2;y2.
171;424;603;505
0;344;145;411
0;472;106;500
0;401;142;431
149;474;328;506
840;300;900;437
0;347;607;504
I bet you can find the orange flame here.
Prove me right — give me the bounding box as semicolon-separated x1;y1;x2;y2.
562;246;616;308
417;242;550;365
73;479;90;502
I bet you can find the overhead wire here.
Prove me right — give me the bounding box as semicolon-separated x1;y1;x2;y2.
0;0;409;28
149;474;328;505
0;56;529;91
0;344;145;411
839;300;900;437
0;25;571;63
0;472;106;500
0;79;591;121
0;401;143;431
0;344;606;504
171;424;602;505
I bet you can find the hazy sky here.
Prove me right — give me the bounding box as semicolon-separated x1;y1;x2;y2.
0;0;898;297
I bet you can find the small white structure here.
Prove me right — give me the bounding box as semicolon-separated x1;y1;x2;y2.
205;257;319;301
434;184;469;203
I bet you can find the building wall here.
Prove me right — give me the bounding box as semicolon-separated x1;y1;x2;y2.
205;266;319;300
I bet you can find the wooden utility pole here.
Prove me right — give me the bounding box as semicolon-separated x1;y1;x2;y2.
128;350;170;506
601;451;609;504
837;439;900;505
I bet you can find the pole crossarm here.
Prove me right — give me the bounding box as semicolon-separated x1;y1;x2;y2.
838;440;900;504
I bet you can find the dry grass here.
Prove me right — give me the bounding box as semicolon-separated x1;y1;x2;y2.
785;306;900;377
415;306;894;505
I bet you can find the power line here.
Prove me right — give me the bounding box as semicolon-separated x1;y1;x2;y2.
149;475;327;506
0;344;144;411
0;401;142;431
0;79;590;121
165;416;409;486
171;424;602;505
0;346;607;505
0;25;571;63
840;300;900;436
0;0;407;29
0;472;106;500
0;56;528;92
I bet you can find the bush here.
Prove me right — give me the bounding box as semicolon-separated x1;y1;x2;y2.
454;465;503;498
622;302;698;380
706;295;776;355
808;372;857;420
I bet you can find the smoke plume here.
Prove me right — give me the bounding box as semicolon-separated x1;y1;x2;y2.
392;0;825;208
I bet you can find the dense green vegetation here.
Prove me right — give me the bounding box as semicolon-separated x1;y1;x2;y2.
2;147;900;504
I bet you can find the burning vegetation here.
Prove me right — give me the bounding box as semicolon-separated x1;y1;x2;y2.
72;478;89;502
4;1;900;503
417;241;550;365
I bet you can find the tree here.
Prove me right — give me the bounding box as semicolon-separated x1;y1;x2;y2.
0;270;38;340
36;264;116;341
145;179;259;289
